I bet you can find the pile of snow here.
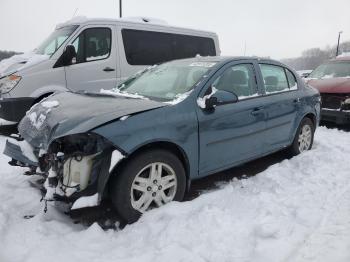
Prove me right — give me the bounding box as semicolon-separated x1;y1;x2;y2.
28;111;47;129
25;100;58;130
0;127;350;262
41;100;59;109
197;87;217;108
0;52;49;77
165;90;193;105
71;193;99;210
109;150;125;172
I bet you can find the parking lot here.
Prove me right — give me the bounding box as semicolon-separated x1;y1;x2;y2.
0;123;349;262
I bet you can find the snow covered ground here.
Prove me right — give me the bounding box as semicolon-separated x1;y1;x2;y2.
0;126;349;262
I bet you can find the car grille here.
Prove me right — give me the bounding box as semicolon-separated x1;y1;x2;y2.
321;93;348;110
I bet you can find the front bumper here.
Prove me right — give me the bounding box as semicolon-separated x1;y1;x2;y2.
3;138;106;211
321;108;350;124
3;139;38;167
0;97;35;122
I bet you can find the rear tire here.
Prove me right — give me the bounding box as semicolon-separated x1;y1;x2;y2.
109;149;186;224
288;117;315;156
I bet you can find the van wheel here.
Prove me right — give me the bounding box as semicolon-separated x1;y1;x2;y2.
109;149;186;224
288;117;314;156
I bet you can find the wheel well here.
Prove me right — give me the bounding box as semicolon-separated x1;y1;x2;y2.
33;93;53;105
129;142;190;179
108;141;191;193
304;113;316;128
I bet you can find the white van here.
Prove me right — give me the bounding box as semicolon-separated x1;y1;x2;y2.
0;17;220;124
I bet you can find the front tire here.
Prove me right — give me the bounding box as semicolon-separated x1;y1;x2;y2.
109;149;186;224
288;117;315;156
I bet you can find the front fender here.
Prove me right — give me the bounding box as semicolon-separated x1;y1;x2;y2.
92;101;199;180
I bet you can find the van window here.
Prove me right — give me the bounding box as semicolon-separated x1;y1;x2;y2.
72;27;111;63
259;64;289;94
121;29;216;65
212;64;258;99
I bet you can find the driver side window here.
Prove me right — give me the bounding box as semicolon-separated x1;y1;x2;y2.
71;27;111;64
212;64;258;99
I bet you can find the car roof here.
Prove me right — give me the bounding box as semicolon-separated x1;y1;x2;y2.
172;56;287;66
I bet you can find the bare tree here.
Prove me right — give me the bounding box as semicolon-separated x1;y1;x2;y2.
282;41;350;70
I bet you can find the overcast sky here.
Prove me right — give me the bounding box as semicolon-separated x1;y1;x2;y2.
0;0;349;59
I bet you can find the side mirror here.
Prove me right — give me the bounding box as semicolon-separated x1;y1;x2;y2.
204;89;238;109
205;96;218;109
62;45;77;66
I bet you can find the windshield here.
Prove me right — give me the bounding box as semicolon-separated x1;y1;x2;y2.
35;25;78;56
116;60;216;101
309;61;350;79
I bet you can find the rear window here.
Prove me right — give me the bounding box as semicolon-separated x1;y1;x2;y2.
286;69;297;90
259;64;298;94
121;29;216;65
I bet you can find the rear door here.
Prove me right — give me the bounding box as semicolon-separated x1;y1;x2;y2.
257;63;301;152
197;61;266;176
65;25;118;92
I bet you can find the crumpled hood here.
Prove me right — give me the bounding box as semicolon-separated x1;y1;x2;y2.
18;91;166;149
307;78;350;94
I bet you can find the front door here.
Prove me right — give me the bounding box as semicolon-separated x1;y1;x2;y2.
65;25;118;92
196;61;266;176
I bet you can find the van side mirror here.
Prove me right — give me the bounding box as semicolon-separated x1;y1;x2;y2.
205;89;238;110
62;45;77;66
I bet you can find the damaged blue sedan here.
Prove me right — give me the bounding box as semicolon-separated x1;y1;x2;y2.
4;57;321;223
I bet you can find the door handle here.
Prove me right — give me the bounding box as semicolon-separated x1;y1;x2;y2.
293;98;301;103
103;67;115;72
251;107;264;116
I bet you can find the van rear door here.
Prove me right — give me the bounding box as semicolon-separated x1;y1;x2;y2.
64;24;118;92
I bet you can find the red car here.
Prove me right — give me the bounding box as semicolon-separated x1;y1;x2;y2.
307;56;350;124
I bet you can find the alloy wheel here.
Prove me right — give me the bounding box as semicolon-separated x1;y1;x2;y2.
130;162;177;213
298;124;312;152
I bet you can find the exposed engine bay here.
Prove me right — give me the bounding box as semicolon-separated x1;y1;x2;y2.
5;133;123;211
